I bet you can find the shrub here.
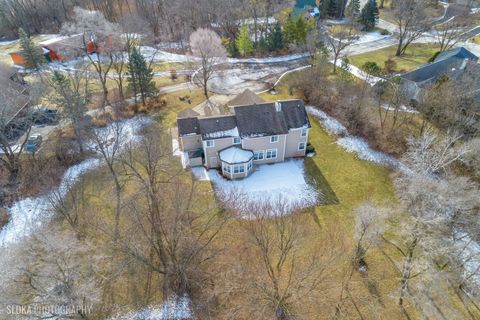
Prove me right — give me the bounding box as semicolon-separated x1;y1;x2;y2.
384;58;397;73
361;61;383;76
306;143;315;154
379;28;390;35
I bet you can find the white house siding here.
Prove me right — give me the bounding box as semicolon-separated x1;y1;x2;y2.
242;135;286;164
285;128;308;158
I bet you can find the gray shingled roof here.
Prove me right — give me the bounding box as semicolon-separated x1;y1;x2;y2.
227;89;266;107
177;117;200;136
177;99;310;139
234;103;288;137
435;47;478;63
402;47;479;85
279;100;310;130
198;115;237;139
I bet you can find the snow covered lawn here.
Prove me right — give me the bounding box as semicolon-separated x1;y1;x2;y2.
109;295;192;320
198;160;320;215
0;117;152;246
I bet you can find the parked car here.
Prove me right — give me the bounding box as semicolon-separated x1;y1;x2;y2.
25;134;42;152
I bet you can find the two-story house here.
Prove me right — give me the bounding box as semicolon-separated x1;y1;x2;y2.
177;99;310;179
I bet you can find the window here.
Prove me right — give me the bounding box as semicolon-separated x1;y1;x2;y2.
298;142;306;151
270;135;279;143
266;149;277;159
254;151;264;161
247;160;253;171
301;128;308;137
233;137;241;144
233;164;245;174
206;140;214;148
223;163;231;173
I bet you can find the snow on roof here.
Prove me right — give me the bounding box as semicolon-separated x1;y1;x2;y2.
219;146;253;164
203;126;239;139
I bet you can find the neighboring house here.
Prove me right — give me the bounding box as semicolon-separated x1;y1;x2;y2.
293;0;320;19
177;97;310;180
400;47;480;102
0;63;29;136
10;34;109;66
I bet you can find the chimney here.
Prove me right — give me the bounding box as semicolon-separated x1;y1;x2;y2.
275;101;281;112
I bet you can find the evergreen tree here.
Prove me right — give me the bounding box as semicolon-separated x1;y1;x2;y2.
345;0;361;19
295;16;308;45
320;0;337;18
236;25;254;56
284;15;309;46
268;22;284;52
18;28;45;69
359;0;379;31
128;47;156;106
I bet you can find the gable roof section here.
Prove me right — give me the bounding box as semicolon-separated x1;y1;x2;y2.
402;47;479;85
227;89;266;107
279;100;310;129
402;57;465;84
177;117;200;136
178;108;200;118
435;47;478;63
198;115;238;139
234;103;288;137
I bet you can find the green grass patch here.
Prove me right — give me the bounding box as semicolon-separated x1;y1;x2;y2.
349;43;440;73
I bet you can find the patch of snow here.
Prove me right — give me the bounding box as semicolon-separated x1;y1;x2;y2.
140;46;194;63
228;52;310;64
333;59;383;85
0;158;100;246
455;231;480;289
171;136;189;168
219;146;253;163
381;104;419;113
191;167;210;181
109;295;192;320
0;117;151;247
353;31;390;45
307;105;412;173
204;127;239;139
205;160;319;214
306;106;347;135
337;136;411;173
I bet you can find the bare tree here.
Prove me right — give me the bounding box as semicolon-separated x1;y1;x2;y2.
118;125;227;299
90;120;125;243
392;0;429;56
190;28;227;98
62;7;122;110
434;20;472;52
404;128;470;176
323;23;358;73
226;199;340;319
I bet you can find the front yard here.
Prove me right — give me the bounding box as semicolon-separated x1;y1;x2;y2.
348;43;440;73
